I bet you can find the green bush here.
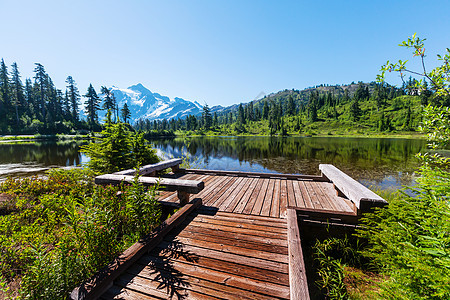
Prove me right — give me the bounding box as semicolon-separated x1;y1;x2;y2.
0;168;161;299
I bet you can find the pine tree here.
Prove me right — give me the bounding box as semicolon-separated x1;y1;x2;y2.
121;103;131;124
34;63;48;121
84;84;100;127
10;62;25;128
65;76;80;122
0;59;12;128
238;104;246;125
349;97;361;122
101;86;115;117
286;95;295;116
202;104;212;129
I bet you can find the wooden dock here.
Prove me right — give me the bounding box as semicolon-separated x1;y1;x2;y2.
73;162;386;300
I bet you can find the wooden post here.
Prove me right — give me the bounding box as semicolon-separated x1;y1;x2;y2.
177;190;190;205
171;163;181;173
287;208;310;300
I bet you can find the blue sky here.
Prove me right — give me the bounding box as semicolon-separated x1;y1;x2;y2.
1;0;449;106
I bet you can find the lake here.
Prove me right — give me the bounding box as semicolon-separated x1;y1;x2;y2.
0;136;427;191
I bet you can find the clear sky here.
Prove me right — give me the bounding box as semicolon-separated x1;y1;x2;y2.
1;0;449;106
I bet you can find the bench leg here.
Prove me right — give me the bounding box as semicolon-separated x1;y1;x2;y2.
177;191;190;205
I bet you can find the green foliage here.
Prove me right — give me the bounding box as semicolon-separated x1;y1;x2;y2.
81;121;159;174
360;35;450;299
0;168;161;299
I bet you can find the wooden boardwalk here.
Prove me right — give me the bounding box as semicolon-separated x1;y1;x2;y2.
103;211;290;299
157;172;355;217
74;164;385;300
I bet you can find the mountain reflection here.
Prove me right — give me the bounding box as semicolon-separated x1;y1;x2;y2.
150;136;426;189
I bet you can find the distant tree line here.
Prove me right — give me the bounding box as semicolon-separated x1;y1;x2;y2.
0;59;132;134
135;80;449;135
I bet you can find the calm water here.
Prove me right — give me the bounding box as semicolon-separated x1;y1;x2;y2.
150;136;427;191
0;136;427;191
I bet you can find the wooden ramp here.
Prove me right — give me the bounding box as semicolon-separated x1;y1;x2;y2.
102;210;290;299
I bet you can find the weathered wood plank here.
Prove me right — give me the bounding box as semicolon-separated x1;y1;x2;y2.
113;158;182;176
70;198;202;300
270;179;281;218
279;180;288;218
135;257;290;299
287;180;297;207
292;180;305;208
172;230;288;255
95;174;204;194
251;179;270;215
177;224;288;247
232;178;259;213
193;213;287;229
261;179;275;217
242;178;265;214
287;208;310;300
298;181;314;209
319;164;387;212
185;215;287;234
186;168;328;181
170;236;288;263
197;210;287;225
318;182;354;213
304;181;324;209
221;177;253;212
205;176;240;207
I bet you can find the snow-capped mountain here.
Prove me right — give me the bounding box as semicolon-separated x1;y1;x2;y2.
97;83;203;124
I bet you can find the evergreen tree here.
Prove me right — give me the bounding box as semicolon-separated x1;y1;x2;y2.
0;59;12;128
101;86;115;116
202;104;212;129
84;84;100;127
238;103;246;124
349;97;361;122
65;76;80;122
121;102;131;124
10;62;25;128
286;95;295;116
33;63;48;121
262;100;269;119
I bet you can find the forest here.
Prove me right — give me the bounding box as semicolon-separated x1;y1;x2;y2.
0;60;131;134
136;80;449;137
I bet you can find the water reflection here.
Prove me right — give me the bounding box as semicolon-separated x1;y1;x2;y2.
0;141;87;179
150;136;427;190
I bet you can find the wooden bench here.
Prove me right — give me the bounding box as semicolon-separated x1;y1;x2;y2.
95;159;203;205
113;158;183;176
319;164;387;214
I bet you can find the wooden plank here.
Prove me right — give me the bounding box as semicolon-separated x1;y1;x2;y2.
293;207;358;224
270;179;281;218
241;178;264;214
135;257;290;299
197;175;230;202
304;181;324;209
70;198;202;300
95;174;204;194
286;180;297;207
185;221;287;240
317;182;353;213
287;209;310;300
175;224;288;247
311;181;335;210
158;241;288;273
261;179;275;217
204;176;240;206
279;180;288;218
292;180;306;208
112;272;216;300
319;164;387;212
186;168;328;181
114;158;182;176
193;213;287;229
187;215;287;234
197;210;287;224
170;236;288;263
251;179;270;215
297;181;314;209
148;249;289;284
172;230;288;255
219;177;253;211
232;177;259;213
